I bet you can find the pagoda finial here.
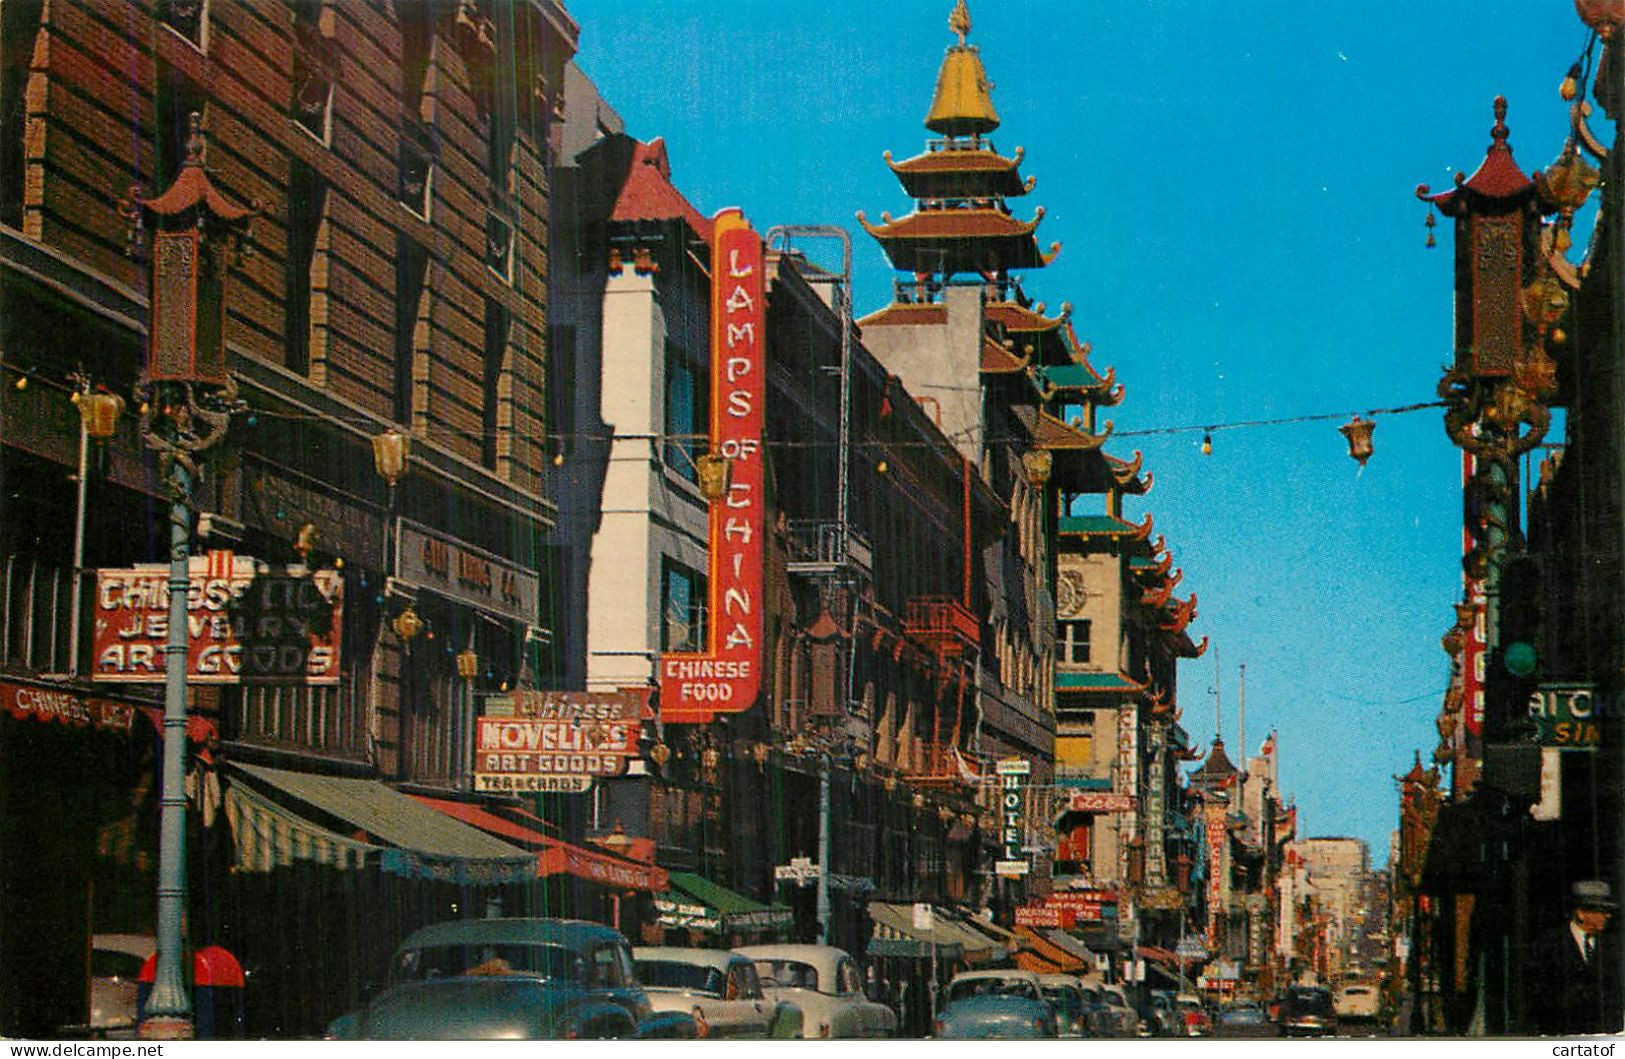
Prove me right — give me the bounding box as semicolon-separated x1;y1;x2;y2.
1491;95;1509;150
949;0;971;45
183;111;206;168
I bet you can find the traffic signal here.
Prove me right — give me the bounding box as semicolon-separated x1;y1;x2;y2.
1488;552;1543;738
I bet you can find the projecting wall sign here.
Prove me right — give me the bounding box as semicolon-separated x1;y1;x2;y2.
659;210;766;724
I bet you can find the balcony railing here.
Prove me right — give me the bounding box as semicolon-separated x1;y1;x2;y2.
783;520;872;579
904;596;979;654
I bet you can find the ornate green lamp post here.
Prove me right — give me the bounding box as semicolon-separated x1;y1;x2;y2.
119;113;260;1040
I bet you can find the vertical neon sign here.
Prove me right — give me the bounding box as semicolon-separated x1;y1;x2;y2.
659;210;766;724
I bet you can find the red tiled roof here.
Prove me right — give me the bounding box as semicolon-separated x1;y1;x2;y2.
858;206;1041;241
610;138;712;241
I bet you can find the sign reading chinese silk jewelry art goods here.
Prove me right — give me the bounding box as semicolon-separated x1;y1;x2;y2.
91;551;342;684
473;690;642;794
659;209;766;724
995;757;1031;878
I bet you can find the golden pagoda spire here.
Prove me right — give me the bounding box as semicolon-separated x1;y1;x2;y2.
925;1;1000;137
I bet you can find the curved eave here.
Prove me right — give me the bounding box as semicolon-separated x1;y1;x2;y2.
986;299;1065;333
858;302;948;328
1056;512;1153;539
981;336;1030;374
1130;552;1173;580
856;208;1058;272
885;146;1030;199
1055;671;1147;694
1161;594;1198;634
1018;405;1110;452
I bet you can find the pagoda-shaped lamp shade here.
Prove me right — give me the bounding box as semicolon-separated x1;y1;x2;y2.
456;646;480;680
1340;416;1376;467
372;428;411;486
695;453;731;502
1575;0;1625;34
649;742;671;767
1021;448;1053;487
79;392;125;439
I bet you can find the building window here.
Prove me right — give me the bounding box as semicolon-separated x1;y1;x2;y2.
154;67;207;192
663;344;705;483
394;235;429;425
0;0;42;230
660;558;706;653
285;160;328;375
1057;618;1091;664
399;124;434;218
289;0;337;143
482;298;510;470
484;211;514;282
156;0;209;50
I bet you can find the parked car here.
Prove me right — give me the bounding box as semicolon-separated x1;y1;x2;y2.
1173;993;1212;1037
1335;983;1381;1021
89;933;155;1036
1280;985;1337;1038
1095;982;1143;1037
734;944;895;1038
633;946;800;1038
1215;1003;1278;1039
934;969;1056;1039
325;918;699;1039
1035;973;1088;1037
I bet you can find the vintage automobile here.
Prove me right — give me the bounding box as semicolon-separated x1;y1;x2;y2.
1280;985;1337;1038
89;933;155;1036
1034;973;1089;1038
633;946;801;1038
1215;1003;1278;1039
1095;981;1143;1037
733;943;896;1038
1334;983;1381;1022
1172;993;1212;1036
933;969;1056;1039
325;918;698;1039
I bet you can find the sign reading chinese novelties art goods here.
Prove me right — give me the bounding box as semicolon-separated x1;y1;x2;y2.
1530;682;1607;750
659;209;766;724
995;757;1031;878
1046;889;1118;922
395;520;540;626
0;681;137;733
92;552;342;684
1015;903;1076;929
1065;792;1137;814
473;690;642;794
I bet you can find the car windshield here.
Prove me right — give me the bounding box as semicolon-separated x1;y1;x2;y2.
1288;990;1335;1016
1041;987;1083;1018
946;978;1038;1003
392;943;584;983
754;959;820;991
1222;1007;1266;1024
635;961;723;996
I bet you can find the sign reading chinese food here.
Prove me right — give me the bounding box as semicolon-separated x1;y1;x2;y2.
474;690;642;793
92;551;342;684
659;209;766;724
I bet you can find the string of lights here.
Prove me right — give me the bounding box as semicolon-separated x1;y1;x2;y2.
1;357;1448;453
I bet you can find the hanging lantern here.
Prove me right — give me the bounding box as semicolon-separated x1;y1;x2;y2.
883;774;898;793
701;746;721;771
1020;448;1053;487
648;742;671;767
912;792;926;809
752;742;771;767
695;453;731;502
372;427;411;486
79;392;126;439
391;604;424;642
456;646;480;680
1200;431;1213;457
1339;415;1376;467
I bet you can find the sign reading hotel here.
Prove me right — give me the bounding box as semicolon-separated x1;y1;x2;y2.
995;757;1031;877
659;209;766;724
474;690;642;794
395;520;540;627
92;552;342;684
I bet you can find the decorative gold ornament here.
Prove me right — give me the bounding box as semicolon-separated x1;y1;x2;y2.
695;453;731;502
1339;416;1376;468
391;604;424;642
1020;448;1053;487
372;427;411;486
649;742;671;766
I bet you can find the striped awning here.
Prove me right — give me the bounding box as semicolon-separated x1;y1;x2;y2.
867;903;1007;963
224;780;379;873
227;764;536;886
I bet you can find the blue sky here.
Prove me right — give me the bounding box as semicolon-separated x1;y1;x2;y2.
565;1;1599;860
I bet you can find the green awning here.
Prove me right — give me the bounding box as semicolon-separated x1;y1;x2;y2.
656;871;793;935
231;763;536;886
1056;671;1143;692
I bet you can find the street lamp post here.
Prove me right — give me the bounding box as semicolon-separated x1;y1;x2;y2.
66;380;123;674
120;112;260;1040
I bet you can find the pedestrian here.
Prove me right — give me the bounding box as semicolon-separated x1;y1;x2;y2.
1528;879;1622;1035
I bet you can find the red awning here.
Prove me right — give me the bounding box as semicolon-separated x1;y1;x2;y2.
413;796;668;893
1136;944;1180;966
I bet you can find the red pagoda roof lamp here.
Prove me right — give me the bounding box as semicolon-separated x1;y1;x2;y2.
1416;97;1537;215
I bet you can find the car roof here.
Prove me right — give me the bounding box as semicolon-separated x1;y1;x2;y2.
951;969;1041;984
735;944;849;960
634;947;743;971
1035;974;1082;987
397;918;623;952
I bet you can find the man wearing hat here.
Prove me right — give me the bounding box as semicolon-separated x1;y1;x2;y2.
1529;879;1621;1035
